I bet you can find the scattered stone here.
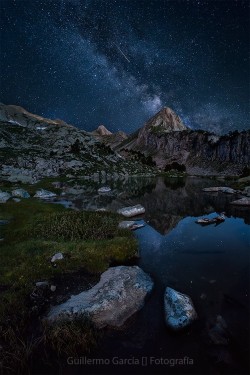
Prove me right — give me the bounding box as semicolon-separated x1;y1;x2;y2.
117;204;145;218
98;186;111;193
0;191;11;203
118;221;136;229
0;220;9;225
95;208;107;212
47;266;154;328
34;189;57;199
51;181;64;188
118;221;145;230
36;281;49;288
50;285;57;292
164;287;198;331
11;188;30;198
12;198;21;202
241;186;250;197
51;252;64;263
230;197;250;206
202;187;236;194
200;293;207;300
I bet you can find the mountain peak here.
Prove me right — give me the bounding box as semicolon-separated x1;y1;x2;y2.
144;107;187;133
93;125;112;136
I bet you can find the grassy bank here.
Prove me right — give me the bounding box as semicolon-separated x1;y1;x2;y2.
0;198;137;373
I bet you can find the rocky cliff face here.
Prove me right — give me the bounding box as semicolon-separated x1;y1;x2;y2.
116;107;250;176
0;104;153;183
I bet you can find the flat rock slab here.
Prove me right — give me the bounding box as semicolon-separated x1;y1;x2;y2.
47;266;153;328
230;197;250;206
164;287;197;331
117;204;145;218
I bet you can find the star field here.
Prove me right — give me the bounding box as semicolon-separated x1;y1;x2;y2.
0;0;249;134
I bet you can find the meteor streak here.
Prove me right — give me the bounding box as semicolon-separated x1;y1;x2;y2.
114;43;130;63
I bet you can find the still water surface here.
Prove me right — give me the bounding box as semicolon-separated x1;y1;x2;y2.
62;176;250;374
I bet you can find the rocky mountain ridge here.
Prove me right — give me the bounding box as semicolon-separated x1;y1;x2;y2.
115;107;250;176
0;104;153;183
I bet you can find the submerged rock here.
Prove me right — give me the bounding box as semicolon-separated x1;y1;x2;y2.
11;188;30;198
117;204;145;218
0;191;11;203
47;266;154;328
164;287;197;331
208;315;229;345
230;197;250;206
34;189;57;199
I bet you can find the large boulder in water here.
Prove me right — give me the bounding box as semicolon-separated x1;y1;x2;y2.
164;287;197;331
117;204;145;217
47;266;153;328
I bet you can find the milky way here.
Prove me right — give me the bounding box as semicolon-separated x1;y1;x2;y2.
0;0;249;134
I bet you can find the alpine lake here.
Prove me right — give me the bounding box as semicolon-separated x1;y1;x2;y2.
1;175;249;374
50;175;250;375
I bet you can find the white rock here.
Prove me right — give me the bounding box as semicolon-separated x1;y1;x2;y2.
34;189;57;199
117;204;145;218
0;191;11;203
12;198;21;202
118;221;136;229
47;266;153;328
98;186;111;193
230;197;250;206
11;188;30;198
50;285;57;292
164;287;197;331
51;252;64;263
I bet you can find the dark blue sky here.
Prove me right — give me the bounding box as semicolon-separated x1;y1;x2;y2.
0;0;249;134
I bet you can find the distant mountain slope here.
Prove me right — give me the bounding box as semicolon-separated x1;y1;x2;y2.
92;125;112;136
115;107;250;176
91;125;128;150
0;104;154;183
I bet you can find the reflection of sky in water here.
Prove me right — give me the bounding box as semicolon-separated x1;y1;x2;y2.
83;177;249;373
135;214;250;296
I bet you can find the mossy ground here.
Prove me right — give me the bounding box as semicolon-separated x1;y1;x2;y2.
0;197;137;373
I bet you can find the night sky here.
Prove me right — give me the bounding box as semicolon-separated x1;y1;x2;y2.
0;0;249;134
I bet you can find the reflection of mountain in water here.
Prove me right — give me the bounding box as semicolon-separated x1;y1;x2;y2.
139;177;250;234
63;177;250;235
